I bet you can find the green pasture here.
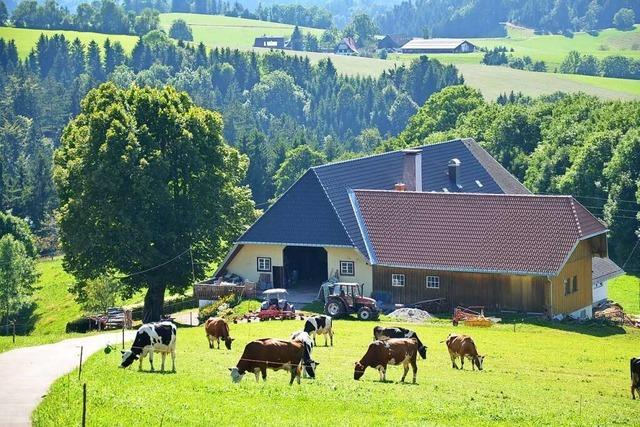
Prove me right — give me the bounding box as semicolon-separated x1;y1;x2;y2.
158;13;323;49
34;317;640;426
609;275;640;315
0;27;138;58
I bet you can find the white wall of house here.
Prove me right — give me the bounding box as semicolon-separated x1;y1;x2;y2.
592;281;608;305
326;247;373;296
225;244;284;283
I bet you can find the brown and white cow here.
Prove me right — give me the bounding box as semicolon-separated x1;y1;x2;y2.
444;333;484;371
354;338;418;383
631;357;640;399
204;317;235;350
229;338;318;385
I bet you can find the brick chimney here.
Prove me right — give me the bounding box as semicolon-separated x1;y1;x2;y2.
402;149;422;191
448;158;461;190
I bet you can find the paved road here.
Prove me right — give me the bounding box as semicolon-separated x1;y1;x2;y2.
0;331;136;426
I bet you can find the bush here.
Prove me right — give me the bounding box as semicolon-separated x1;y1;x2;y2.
198;294;241;321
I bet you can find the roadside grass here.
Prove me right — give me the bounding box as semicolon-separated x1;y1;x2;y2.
158;13;323;49
609;275;640;315
34;318;640;426
0;27;138;58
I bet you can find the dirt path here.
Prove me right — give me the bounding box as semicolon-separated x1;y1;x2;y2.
0;331;136;426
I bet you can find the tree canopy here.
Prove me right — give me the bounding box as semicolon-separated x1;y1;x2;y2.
169;18;193;41
53;83;256;321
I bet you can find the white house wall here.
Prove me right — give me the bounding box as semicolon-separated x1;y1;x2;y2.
225;244;284;283
326;247;373;296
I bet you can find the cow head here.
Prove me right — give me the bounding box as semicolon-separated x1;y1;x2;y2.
302;359;319;378
418;345;427;360
474;355;485;371
120;350;139;368
229;367;244;383
223;337;235;350
354;362;366;380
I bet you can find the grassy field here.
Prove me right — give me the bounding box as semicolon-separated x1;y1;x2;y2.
609;275;640;315
472;25;640;70
0;27;138;58
158;13;324;49
34;317;640;426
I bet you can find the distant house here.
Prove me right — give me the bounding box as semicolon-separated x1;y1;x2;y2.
254;36;286;49
335;37;358;55
377;34;411;50
210;138;619;319
400;38;476;54
592;257;624;305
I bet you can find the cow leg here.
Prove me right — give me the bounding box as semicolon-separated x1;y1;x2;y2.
330;330;334;346
401;362;409;383
312;332;317;347
632;384;637;400
378;366;387;382
171;349;176;372
148;350;155;372
207;335;213;349
324;333;328;347
411;356;417;384
138;354;144;371
160;352;166;372
460;355;464;370
253;368;260;382
449;351;458;369
261;366;267;382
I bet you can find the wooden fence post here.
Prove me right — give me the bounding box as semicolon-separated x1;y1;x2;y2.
78;346;84;380
12;320;16;343
81;383;87;427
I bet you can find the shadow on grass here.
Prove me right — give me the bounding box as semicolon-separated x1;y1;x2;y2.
499;314;627;337
0;302;39;336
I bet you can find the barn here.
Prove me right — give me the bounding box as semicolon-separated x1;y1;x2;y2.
254;36;286;49
335;37;359;55
400;38;476;54
377;34;411;50
212;138;619;318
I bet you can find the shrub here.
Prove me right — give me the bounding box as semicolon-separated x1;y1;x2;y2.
613;8;635;30
198;294;241;321
169;19;193;41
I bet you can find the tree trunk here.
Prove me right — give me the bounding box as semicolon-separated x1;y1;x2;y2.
142;282;166;324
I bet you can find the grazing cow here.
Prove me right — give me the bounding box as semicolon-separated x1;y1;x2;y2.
120;322;176;372
291;331;315;378
204;317;235;350
229;338;318;385
303;315;334;347
354;338;418;383
444;333;484;371
373;326;427;359
631;357;640;399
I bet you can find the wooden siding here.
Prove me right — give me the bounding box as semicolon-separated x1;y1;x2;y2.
373;266;547;312
548;240;594;316
373;236;601;316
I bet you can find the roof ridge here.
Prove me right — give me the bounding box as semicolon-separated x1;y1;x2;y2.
352;189;574;198
569;198;583;238
312;168;355;247
312;138;464;170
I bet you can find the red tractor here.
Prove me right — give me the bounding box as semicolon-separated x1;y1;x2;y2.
324;282;380;320
258;289;297;320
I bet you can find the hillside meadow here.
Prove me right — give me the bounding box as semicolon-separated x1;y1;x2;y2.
34;317;640;426
158;13;324;49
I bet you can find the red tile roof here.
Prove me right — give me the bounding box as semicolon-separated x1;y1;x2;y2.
352;190;607;276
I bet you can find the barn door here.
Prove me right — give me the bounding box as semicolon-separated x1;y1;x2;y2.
392;284;405;304
273;266;284;288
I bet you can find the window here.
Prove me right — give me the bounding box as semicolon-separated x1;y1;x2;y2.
594;282;604;289
257;257;271;272
340;261;355;276
392;274;405;287
572;275;578;293
426;276;440;289
564;278;571;296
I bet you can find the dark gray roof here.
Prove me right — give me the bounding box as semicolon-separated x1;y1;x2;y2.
592;257;624;283
238;170;351;246
235;138;530;258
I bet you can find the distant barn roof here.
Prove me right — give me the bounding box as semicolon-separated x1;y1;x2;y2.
351;190;607;276
401;38;474;50
592;257;624;283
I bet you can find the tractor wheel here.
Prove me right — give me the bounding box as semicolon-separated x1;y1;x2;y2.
325;301;344;317
357;307;373;321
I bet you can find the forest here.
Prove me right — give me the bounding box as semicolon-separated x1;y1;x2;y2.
0;31;460;228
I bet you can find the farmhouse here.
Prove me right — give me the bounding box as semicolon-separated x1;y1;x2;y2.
400;38;476;54
254;36;286;49
214;138;618;318
335;37;359;55
377;34;411;50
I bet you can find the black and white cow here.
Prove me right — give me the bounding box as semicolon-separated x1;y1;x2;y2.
120;321;177;372
303;315;333;347
291;331;317;378
373;326;427;359
631;357;640;399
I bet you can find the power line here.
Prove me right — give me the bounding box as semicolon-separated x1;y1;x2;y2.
622;238;640;270
114;248;192;279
